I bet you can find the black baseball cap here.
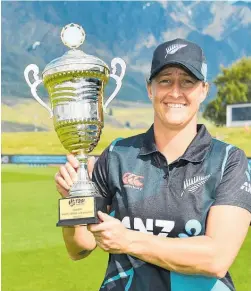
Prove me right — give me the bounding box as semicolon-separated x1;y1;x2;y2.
149;38;207;81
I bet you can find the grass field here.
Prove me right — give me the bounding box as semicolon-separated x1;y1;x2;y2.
2;100;251;156
2;165;251;291
2;123;251;156
2;165;108;291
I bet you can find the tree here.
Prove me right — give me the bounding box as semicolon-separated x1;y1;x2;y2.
203;58;251;126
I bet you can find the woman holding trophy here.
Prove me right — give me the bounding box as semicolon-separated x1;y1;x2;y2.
55;38;251;291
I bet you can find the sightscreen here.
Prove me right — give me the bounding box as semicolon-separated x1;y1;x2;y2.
226;103;251;127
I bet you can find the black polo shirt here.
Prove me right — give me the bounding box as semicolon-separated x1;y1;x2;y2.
92;124;251;291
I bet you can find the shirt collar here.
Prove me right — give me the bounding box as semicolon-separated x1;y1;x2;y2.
139;124;212;163
139;125;157;156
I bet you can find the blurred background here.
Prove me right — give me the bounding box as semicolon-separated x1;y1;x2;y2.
1;1;251;291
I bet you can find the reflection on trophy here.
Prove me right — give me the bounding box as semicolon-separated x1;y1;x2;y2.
24;23;126;226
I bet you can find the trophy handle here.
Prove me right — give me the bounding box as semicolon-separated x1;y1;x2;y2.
24;64;53;118
103;57;126;111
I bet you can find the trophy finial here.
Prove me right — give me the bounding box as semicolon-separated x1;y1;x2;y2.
61;23;86;49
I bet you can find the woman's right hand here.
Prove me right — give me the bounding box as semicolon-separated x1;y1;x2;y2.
54;154;95;198
54;154;79;198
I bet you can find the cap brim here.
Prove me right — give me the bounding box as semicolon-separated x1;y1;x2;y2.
149;61;205;81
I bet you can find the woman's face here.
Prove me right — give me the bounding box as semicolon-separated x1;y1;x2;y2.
147;66;209;129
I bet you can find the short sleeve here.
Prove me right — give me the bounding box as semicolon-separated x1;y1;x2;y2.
213;148;251;213
92;147;113;205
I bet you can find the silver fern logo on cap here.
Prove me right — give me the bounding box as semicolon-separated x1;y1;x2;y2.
181;174;211;197
165;44;187;58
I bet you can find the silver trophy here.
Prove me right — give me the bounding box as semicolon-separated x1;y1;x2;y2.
24;23;126;226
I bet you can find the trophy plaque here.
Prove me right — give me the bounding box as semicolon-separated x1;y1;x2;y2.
24;23;126;226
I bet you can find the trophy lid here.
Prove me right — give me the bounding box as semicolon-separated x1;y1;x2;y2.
42;23;109;80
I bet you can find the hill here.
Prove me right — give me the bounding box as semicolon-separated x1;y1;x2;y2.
2;1;251;104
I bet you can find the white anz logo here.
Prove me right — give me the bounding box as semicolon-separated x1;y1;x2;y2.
165;44;187;57
240;182;251;194
181;174;211;197
122;216;175;237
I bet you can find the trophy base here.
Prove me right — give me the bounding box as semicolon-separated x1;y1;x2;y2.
56;196;107;227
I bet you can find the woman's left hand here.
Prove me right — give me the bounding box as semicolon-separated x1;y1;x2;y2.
88;211;131;254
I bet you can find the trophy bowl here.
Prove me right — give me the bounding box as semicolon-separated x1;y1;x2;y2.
24;23;126;226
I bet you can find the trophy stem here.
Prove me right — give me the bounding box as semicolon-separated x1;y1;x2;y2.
76;154;89;182
69;153;97;197
78;162;89;181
